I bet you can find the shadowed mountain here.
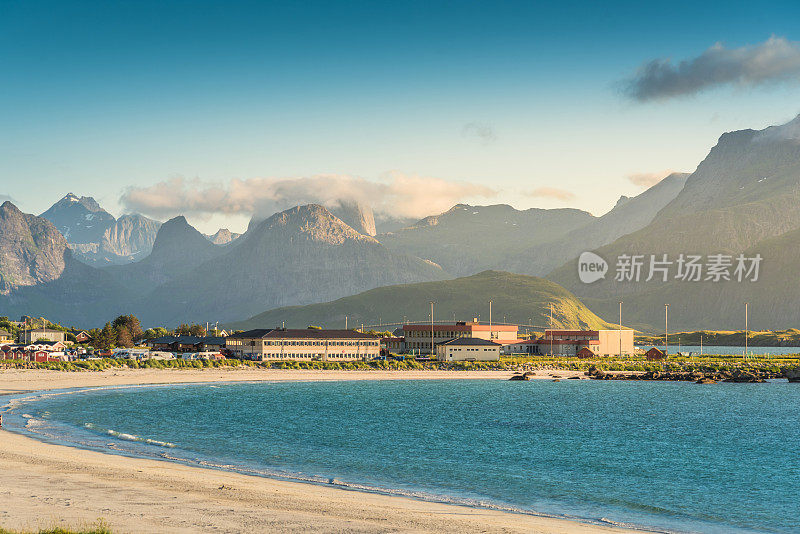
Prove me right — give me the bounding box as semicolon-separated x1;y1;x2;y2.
228;270;614;331
548;115;800;331
132;204;448;325
111;215;226;293
0;201;130;325
501;173;689;276
378;204;595;276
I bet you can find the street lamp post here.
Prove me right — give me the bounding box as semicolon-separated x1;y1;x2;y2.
489;300;493;340
664;304;669;356
619;301;623;358
549;303;554;356
430;301;435;357
745;302;749;360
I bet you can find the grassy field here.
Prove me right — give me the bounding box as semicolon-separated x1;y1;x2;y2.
3;354;799;375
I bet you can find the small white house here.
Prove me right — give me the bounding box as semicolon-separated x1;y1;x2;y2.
436;337;501;362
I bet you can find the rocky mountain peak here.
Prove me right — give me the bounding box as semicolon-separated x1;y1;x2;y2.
206;228;242;245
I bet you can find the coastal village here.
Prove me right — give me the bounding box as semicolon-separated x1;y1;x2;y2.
0;315;636;364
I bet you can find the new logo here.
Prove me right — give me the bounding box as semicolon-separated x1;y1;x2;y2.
578;251;608;283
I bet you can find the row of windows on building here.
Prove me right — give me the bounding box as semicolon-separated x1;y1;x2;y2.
246;353;363;359
228;339;378;347
406;331;467;338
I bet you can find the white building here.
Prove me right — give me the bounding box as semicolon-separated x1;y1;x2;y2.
226;328;381;361
436;337;501;362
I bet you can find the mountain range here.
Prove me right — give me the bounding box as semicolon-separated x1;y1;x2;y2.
6;115;800;331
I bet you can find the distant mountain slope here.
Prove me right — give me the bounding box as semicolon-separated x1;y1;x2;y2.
378;204;595;276
548;115;800;331
133;204;448;325
100;214;161;258
228;270;613;331
501;173;689;276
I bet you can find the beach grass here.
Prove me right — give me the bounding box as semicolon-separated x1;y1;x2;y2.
0;519;112;534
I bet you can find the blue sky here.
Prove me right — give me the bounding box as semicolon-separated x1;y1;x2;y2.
2;0;800;232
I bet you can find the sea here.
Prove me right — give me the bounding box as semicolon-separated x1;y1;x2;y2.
4;379;799;534
636;345;800;357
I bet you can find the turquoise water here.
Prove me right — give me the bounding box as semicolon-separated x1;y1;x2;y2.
6;379;800;533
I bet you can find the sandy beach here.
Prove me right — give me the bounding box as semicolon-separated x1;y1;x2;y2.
0;368;640;533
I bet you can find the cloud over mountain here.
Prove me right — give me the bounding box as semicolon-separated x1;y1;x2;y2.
626;171;674;188
624;36;800;101
120;172;496;221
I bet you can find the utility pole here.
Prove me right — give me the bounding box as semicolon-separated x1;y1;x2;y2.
664;304;669;356
345;316;348;330
549;303;553;356
745;302;749;360
489;300;492;340
619;301;623;358
430;301;435;356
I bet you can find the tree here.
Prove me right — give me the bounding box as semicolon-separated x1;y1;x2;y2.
143;327;169;340
189;324;206;336
116;327;133;348
96;322;117;350
112;315;143;341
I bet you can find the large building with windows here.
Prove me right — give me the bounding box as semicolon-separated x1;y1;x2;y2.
530;329;634;357
20;328;66;344
225;328;381;361
399;321;518;355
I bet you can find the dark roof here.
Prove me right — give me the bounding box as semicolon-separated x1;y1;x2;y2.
200;336;227;345
438;337;500;347
148;335;203;344
229;328;379;340
148;335;178;343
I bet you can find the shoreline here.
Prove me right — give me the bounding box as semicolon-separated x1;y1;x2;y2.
0;368;647;533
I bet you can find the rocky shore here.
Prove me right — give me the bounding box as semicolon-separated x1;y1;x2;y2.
584;365;795;383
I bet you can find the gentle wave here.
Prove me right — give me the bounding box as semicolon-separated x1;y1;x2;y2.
104;428;176;448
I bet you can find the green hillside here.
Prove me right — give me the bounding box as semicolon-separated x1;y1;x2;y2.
227;270;615;331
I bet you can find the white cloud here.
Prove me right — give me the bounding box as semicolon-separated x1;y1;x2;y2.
624;36;800;101
120;172;497;221
626;171;673;188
